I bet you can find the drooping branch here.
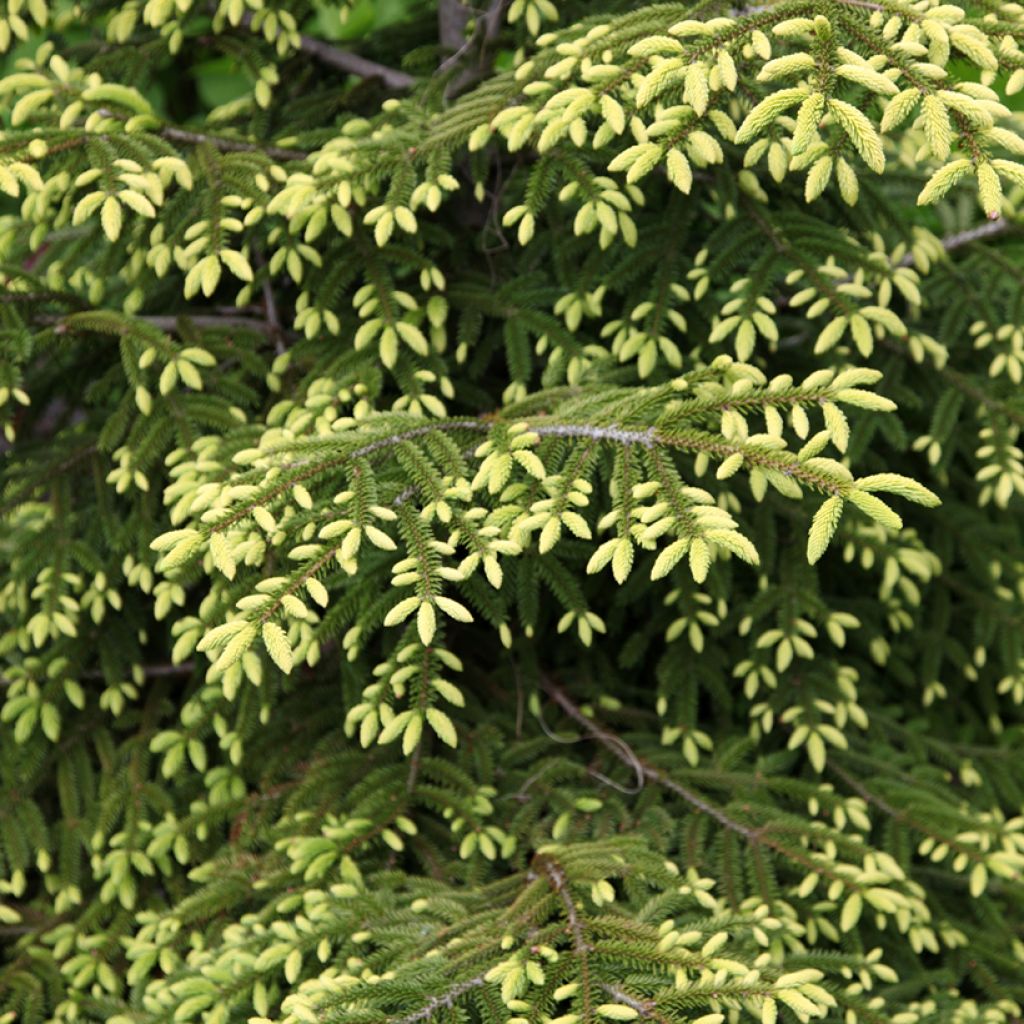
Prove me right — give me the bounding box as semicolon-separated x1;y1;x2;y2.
539;681;884;895
541;680;763;843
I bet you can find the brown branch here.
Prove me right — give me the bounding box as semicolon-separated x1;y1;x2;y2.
440;0;511;99
159;125;309;162
537;855;591;954
439;0;473;53
238;12;415;91
96;108;306;160
896;217;1014;267
540;684;884;901
599;986;673;1024
135;314;277;334
539;680;872;892
828;760;989;867
42;312;284;335
295;32;416;90
537;852;595;1023
81;661;195;680
256;251;287;355
542;681;763;842
391;975;487;1024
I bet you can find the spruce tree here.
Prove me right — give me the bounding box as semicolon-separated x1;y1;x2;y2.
2;0;1024;1021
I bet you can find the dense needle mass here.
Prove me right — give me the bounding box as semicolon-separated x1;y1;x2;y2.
2;1;1024;1022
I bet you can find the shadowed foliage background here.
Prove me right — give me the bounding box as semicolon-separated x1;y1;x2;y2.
2;1;1024;1023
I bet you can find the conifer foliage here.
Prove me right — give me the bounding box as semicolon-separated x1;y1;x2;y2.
3;0;1024;1020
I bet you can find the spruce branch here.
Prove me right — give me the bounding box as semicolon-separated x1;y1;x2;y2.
540;682;903;895
541;680;762;843
828;760;991;869
4;0;1024;1018
537;852;596;1023
91;106;308;159
392;976;488;1024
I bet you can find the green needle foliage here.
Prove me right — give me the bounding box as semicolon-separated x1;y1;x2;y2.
3;0;1024;1021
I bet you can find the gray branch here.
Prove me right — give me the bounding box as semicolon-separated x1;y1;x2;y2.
159;126;308;162
295;31;416;90
440;0;510;99
238;12;415;91
896;217;1012;267
533;423;655;447
43;313;280;334
391;975;487;1024
439;0;473;52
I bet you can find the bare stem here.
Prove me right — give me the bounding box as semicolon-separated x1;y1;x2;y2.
542;680;761;842
440;0;511;99
896;218;1012;267
159;125;308;162
297;32;416;89
44;312;282;335
238;12;415;90
391;975;487;1024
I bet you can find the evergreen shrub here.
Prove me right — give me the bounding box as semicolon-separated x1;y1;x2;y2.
2;0;1024;1021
